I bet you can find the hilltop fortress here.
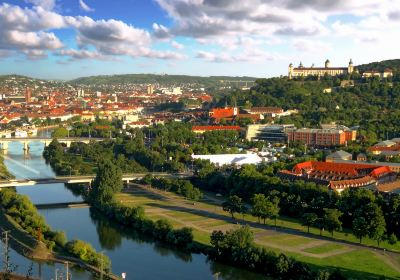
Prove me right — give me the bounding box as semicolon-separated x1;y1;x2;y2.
288;59;393;79
288;59;355;79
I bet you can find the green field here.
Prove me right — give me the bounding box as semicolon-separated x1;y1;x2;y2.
116;186;400;279
303;243;346;254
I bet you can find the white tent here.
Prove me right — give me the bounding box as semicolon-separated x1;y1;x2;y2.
192;153;262;167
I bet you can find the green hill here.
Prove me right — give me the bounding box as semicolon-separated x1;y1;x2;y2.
70;74;258;86
357;59;400;72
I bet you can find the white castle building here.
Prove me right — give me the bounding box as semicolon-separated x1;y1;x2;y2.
288;59;355;79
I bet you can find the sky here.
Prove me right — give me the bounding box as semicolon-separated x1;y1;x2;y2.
0;0;400;80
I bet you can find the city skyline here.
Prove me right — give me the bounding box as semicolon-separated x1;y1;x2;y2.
0;0;399;79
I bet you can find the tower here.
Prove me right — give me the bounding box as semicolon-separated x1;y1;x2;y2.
25;88;31;103
325;59;331;68
348;58;354;74
147;84;154;94
288;63;293;79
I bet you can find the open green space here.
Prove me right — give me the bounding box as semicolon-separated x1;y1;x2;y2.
116;187;400;279
303;243;346;254
260;234;316;247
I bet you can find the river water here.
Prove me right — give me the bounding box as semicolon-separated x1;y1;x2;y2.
2;131;266;280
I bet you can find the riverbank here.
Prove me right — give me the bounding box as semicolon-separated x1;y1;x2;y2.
0;207;119;280
0;155;14;180
0;189;119;280
115;183;400;279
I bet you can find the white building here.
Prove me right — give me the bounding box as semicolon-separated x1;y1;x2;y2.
192;153;263;167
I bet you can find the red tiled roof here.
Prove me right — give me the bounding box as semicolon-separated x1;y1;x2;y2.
293;161;380;176
329;176;376;189
370;166;392;178
210;108;236;119
368;144;400;152
192;126;241;132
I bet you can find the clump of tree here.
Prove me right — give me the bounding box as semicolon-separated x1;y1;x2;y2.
87;161;195;250
89;159;123;205
251;193;280;226
0;188;67;250
209;226;345;280
150;177;203;201
66;240;111;271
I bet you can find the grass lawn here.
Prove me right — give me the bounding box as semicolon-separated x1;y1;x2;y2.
303;243;346;254
262;245;400;279
116;188;400;280
260;234;317;247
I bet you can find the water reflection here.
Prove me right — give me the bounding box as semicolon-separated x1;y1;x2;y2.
2;129;267;280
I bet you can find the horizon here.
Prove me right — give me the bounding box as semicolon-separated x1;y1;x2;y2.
0;0;399;79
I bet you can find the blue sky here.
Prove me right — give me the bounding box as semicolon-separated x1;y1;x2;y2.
0;0;399;80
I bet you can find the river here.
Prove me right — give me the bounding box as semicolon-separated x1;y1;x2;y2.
2;131;266;280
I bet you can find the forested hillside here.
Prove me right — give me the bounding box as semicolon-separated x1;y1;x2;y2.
70;74;257;86
219;75;400;143
357;59;400;72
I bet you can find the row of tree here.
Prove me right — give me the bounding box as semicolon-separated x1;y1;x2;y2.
209;226;346;280
194;164;400;244
87;159;195;250
143;176;203;201
0;188;67;250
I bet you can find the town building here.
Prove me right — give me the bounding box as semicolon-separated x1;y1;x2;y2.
209;107;238;120
326;150;353;162
368;138;400;159
278;161;396;193
147;84;154;94
25;88;32;103
288;59;355;79
362;69;393;79
286;126;356;147
192;126;241;134
246;124;295;142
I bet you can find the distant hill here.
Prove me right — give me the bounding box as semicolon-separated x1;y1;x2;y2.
357;59;400;73
70;74;259;86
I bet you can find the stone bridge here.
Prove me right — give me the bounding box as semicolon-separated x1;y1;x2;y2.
0;137;106;151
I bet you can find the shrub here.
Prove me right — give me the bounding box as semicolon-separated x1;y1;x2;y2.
388;233;397;245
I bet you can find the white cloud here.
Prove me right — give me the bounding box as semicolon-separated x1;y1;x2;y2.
0;2;184;61
171;41;184;50
196;47;282;63
57;49;104;60
79;0;94;12
25;0;56;10
293;39;331;53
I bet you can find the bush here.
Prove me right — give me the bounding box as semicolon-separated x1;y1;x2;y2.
66;240;111;271
388;233;397;245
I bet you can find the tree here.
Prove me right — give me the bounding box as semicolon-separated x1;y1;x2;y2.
222;195;244;219
314;218;326;236
223;225;254;249
251;194;267;223
323;209;343;237
210;230;225;250
366;205;386;246
302;213;318;233
52;127;69;138
266;199;280;227
352;216;368;243
354;202;386;246
90;160;123;205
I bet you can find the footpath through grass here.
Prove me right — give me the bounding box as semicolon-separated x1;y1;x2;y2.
116;185;400;280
